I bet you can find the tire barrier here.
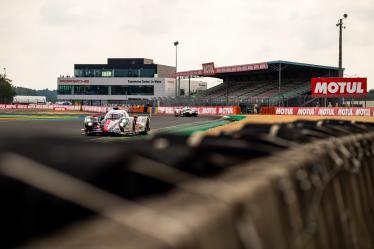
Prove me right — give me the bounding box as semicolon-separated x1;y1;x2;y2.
0;120;374;248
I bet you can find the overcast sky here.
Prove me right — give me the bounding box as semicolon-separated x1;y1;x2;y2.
0;0;373;90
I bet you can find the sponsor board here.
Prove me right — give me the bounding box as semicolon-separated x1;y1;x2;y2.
0;104;81;111
311;78;367;97
274;107;374;116
53;107;68;111
157;106;240;115
202;62;215;76
0;104;240;115
58;79;90;84
175;62;268;77
275;107;294;115
82;106;110;113
198;107;217;115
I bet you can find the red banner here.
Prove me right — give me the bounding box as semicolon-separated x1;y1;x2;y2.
311;77;367;97
157;106;241;115
175;62;268;77
273;107;374;116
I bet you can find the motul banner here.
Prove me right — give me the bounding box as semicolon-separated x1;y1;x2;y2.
157;106;241;115
274;107;374;116
311;77;367;97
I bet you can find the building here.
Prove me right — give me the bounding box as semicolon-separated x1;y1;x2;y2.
179;79;208;96
57;58;176;105
13;96;47;104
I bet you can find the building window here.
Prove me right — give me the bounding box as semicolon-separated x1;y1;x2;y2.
73;85;109;95
58;85;73;94
111;85;154;95
102;70;112;77
74;68;156;78
113;69;128;77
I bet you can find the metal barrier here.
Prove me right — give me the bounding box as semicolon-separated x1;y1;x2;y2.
0;120;373;248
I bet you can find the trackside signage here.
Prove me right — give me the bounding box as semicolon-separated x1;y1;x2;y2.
311;78;367;97
274;107;374;116
157;106;241;115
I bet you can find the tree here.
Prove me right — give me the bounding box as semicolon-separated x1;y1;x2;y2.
13;86;57;102
368;89;374;100
0;75;16;104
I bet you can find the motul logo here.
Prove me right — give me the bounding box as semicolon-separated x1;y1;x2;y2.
275;108;294;115
314;82;364;94
311;78;367;97
200;107;217;114
317;108;335;115
218;107;234;114
355;109;371;116
337;109;353;116
297;108;315;115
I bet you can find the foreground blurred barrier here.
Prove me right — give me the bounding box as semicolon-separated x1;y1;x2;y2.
0;120;373;248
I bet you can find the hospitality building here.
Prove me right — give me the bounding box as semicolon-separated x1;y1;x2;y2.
57;58;176;105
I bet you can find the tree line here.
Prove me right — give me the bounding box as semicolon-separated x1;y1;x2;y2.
0;75;57;104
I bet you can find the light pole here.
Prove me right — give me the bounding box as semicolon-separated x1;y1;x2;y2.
174;41;179;97
278;63;281;106
336;14;348;77
3;68;6;78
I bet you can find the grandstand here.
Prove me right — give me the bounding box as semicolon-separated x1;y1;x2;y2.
174;60;340;108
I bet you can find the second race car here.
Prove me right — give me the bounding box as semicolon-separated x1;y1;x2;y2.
83;108;150;136
174;107;198;117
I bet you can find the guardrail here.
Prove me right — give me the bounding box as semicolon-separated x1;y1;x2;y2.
0;120;373;248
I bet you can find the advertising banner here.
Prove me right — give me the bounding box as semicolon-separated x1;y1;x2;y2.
175;62;268;77
274;107;374;116
311;77;367;97
157;106;241;115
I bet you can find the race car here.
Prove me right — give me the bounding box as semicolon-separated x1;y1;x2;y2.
174;107;198;117
83;108;150;136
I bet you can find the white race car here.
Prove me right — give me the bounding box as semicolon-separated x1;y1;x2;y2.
174;107;198;117
83;108;150;136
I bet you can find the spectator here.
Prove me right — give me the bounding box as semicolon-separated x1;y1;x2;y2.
253;104;258;114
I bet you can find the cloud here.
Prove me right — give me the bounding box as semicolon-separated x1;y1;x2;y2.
0;0;373;89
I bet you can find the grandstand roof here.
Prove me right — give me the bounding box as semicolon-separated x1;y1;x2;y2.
268;60;339;70
175;60;340;78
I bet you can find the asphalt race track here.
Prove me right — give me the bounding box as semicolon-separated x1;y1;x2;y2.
0;114;218;142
